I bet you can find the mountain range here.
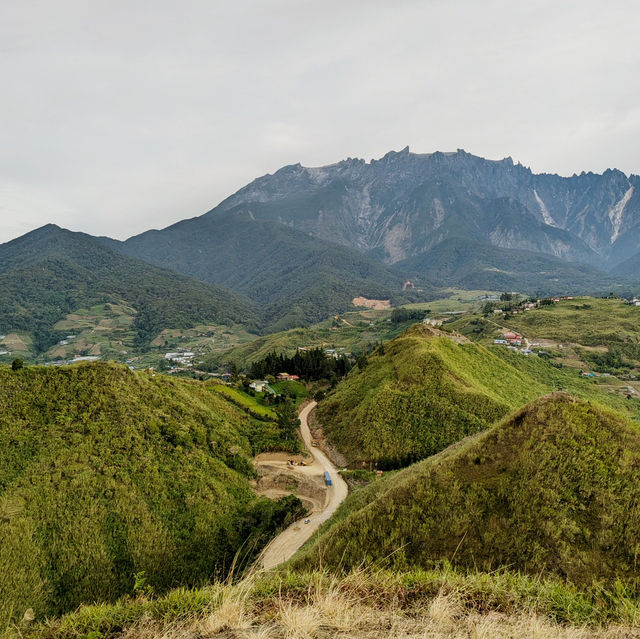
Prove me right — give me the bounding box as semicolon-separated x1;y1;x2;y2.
211;147;640;269
1;148;639;354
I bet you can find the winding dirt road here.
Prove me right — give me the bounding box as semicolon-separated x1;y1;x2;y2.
259;401;348;569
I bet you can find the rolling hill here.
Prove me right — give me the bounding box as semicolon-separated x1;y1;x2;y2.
299;393;640;586
0;224;258;354
0;362;302;627
316;323;640;467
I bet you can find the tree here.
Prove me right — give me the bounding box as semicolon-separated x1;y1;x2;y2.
275;399;300;439
230;361;239;382
11;358;23;371
482;302;494;316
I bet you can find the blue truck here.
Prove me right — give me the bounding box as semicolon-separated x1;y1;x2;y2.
323;471;332;486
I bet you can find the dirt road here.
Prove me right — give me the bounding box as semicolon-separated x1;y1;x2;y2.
259;401;348;569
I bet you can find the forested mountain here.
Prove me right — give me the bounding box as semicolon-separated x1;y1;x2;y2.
109;148;637;315
117;208;430;332
300;393;640;586
397;237;630;295
210;147;640;269
0;224;257;352
611;248;640;279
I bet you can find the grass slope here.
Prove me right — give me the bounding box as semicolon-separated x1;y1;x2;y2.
299;394;640;587
0;363;301;626
0;225;258;354
317;324;640;467
507;297;640;356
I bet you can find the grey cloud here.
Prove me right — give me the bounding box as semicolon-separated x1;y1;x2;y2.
1;0;639;242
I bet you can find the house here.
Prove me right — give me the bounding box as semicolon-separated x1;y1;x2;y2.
277;372;292;380
250;380;268;392
423;317;443;327
289;374;301;381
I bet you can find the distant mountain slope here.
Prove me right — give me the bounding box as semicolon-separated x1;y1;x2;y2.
397;237;630;295
0;224;257;352
611;249;640;279
119;209;430;332
0;363;302;626
300;393;640;586
211;148;640;268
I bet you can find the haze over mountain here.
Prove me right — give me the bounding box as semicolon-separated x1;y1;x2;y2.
110;148;637;314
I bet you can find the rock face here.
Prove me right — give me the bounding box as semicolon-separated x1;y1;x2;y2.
213;147;640;268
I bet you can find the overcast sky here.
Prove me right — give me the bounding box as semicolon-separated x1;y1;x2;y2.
1;0;639;243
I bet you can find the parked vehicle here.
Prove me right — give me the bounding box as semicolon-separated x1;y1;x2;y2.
324;471;332;486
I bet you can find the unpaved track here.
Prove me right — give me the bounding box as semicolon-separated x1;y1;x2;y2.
259;401;348;569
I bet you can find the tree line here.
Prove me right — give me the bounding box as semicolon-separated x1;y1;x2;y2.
247;347;352;381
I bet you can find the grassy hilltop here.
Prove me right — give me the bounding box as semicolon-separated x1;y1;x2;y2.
0;363;301;627
316;323;640;467
299;394;640;586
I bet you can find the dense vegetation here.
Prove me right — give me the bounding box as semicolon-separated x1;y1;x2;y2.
247;347;351;381
317;323;640;467
0;363;303;627
0;225;258;354
299;394;640;587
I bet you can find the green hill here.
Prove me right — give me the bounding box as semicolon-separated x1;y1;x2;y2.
0;225;258;354
118;209;433;332
0;363;301;627
299;394;640;586
316;324;640;467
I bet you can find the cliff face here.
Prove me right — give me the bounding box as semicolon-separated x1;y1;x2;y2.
213;147;640;267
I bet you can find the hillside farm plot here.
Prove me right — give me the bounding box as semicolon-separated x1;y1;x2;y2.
211;384;277;419
39;302;138;362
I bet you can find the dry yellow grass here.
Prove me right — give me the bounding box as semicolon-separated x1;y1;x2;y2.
75;574;639;639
